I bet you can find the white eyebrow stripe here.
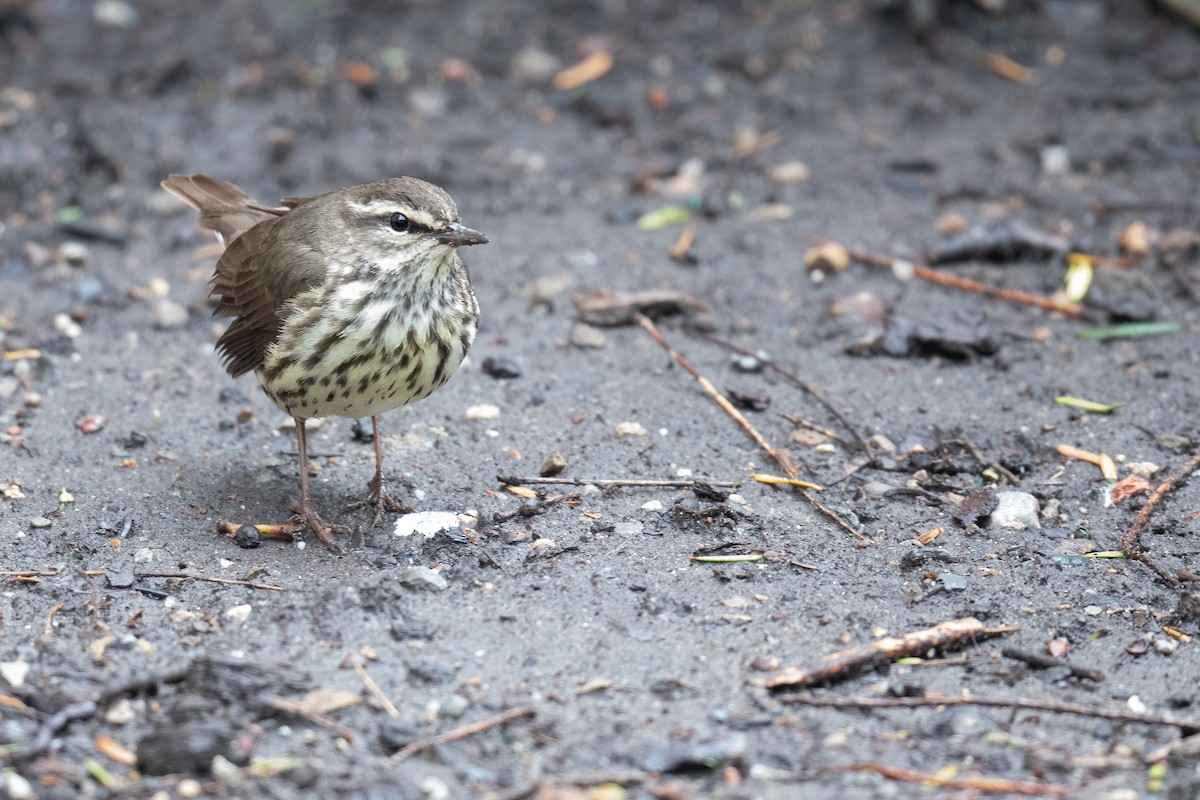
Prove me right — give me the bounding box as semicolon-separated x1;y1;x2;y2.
347;200;441;229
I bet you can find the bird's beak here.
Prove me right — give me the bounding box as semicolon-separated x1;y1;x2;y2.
435;223;489;247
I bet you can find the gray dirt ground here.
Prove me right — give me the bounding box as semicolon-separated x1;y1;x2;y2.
2;1;1200;797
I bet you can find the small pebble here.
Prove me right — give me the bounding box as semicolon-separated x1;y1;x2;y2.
398;566;449;591
94;0;139;27
1041;144;1071;176
614;521;644;536
938;573;968;591
1153;638;1177;656
731;353;763;373
465;403;501;421
234;525;261;548
75;276;104;306
986;491;1041;530
0;377;18;399
418;776;450;800
28;516;52;529
1083;605;1103;616
54;312;82;339
3;772;34;800
481;356;521;379
539;450;567;477
224;604;252;623
568;322;608;349
56;241;90;266
641;500;664;512
177;778;203;799
0;659;30;689
103;698;136;725
439;694;470;718
151;299;189;329
614;421;647;436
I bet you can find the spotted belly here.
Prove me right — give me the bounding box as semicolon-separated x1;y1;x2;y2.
257;277;478;420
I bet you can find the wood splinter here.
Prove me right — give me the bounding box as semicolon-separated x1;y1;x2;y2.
758;616;1017;689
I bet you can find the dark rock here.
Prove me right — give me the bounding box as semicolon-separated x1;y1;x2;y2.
482;356;521;379
233;525;261;548
137;719;235;775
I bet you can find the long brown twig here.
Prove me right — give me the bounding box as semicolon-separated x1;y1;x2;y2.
828;762;1075;797
1121;453;1200;561
497;476;737;489
135;571;284;591
636;314;871;543
815;237;1082;317
386;707;535;766
702;333;875;460
777;694;1200;733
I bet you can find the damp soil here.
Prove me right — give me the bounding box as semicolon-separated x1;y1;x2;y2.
2;2;1199;798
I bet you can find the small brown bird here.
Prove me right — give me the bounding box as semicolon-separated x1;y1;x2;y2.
162;174;487;551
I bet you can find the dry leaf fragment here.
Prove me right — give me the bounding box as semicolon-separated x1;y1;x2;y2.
767;161;811;183
95;735;138;766
553;51;613;90
1109;474;1152;505
298;688;363;716
1118;220;1150;256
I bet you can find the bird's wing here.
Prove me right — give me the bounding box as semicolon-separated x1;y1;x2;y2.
208;205;329;378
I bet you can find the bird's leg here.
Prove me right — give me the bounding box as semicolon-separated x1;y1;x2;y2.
366;415;412;518
294;416;345;553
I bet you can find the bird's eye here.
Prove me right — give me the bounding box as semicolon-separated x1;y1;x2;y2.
389;212;410;233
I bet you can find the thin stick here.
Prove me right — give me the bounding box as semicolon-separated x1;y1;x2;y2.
135;572;284;592
1122;453;1200;555
778;694;1200;732
386;707;535;766
816;238;1083;317
829;762;1072;797
497;476;737;489
705;334;874;459
354;663;400;719
637;314;871;543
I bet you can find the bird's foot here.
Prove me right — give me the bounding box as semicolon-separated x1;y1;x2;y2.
347;474;413;525
291;500;349;553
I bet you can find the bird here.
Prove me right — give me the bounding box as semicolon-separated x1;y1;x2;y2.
161;173;487;551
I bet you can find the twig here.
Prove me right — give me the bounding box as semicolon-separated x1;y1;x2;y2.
760;617;1015;689
778;694;1200;733
497;476;737;489
386;707;535;766
705;334;874;460
135;572;284;591
637;314;871;543
19;665;190;762
495;772;652;800
1000;647;1105;682
1121;453;1200;565
353;663;400;718
817;238;1082;317
44;603;64;636
829;762;1072;797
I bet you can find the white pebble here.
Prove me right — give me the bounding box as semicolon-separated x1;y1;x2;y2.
986;491;1041;530
103;698;136;725
54;313;82;339
1041;144;1071;176
614;421;647;436
641;500;664;512
3;772;34;800
0;659;30;689
394;511;460;538
224;604;252;623
465;403;501;421
133;547;155;563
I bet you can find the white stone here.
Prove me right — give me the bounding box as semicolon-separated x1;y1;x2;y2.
224;604;252;623
0;659;29;689
394;511;460;538
986;491;1041;530
465;403;501;421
